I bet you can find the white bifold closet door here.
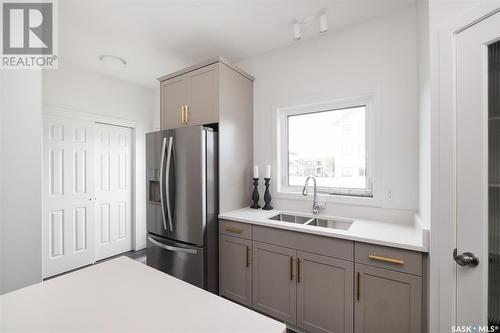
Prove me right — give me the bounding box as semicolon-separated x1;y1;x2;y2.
42;115;96;278
42;116;133;278
94;123;133;261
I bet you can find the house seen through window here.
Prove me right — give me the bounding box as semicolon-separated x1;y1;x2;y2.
286;104;372;197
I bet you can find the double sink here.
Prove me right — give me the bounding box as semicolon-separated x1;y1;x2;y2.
268;213;353;231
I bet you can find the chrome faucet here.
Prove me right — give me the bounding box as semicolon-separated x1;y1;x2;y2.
302;176;323;215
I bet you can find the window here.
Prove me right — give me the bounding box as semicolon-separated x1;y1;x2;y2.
342;167;353;177
279;97;373;198
342;144;354;155
358;144;365;156
342;124;353;134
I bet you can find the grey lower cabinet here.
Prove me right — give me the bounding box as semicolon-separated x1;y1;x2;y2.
219;234;252;307
354;263;422;333
252;241;297;325
252;241;354;333
219;221;425;333
297;251;354;333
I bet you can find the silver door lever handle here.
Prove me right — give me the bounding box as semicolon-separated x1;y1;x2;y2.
453;248;479;267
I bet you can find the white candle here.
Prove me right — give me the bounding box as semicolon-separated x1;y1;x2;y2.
253;166;259;179
265;165;271;179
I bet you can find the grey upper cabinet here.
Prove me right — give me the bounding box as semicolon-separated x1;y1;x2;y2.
185;64;219;126
219;234;252;307
253;241;297;325
160;76;187;129
297;251;354;333
160;65;217;129
355;263;422;333
159;58;254;213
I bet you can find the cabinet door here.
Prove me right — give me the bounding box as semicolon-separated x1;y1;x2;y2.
160;76;187;129
219;234;252;306
186;64;219;126
253;241;296;325
297;251;353;333
355;263;422;333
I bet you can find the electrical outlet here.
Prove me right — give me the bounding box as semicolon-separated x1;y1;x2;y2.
386;188;393;200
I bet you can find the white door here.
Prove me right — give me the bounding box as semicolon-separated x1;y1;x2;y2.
95;123;133;260
42;115;96;278
456;11;500;327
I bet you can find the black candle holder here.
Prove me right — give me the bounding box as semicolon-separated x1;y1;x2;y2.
251;178;261;209
262;178;273;210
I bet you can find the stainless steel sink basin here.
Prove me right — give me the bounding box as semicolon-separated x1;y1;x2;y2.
268;213;353;230
268;213;311;224
306;218;353;231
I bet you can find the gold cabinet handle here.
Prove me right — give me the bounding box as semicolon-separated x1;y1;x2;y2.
224;226;243;233
246;246;250;267
185;105;189;123
181;105;185;124
357;272;361;301
289;257;294;281
297;258;301;283
368;254;405;265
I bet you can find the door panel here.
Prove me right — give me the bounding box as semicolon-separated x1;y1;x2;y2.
146;234;204;288
161;77;186;129
219;235;252;306
297;251;353;333
355;263;421;333
95;124;133;260
169;126;206;245
489;40;500;328
252;241;296;325
186;64;219;126
42;115;95;278
73;207;87;251
146;130;169;238
456;11;500;325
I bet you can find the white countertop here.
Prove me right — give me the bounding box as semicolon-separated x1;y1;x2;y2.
0;257;286;333
219;208;429;252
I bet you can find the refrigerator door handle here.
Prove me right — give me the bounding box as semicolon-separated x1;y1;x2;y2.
165;136;174;232
148;236;198;255
159;137;168;231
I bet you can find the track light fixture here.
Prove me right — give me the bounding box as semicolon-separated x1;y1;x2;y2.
292;13;328;41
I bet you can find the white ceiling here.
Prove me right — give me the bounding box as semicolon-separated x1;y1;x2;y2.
60;0;413;88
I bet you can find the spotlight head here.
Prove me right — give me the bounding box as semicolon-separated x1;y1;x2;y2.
293;23;301;41
319;14;328;33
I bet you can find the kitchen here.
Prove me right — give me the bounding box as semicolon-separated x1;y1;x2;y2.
0;1;499;333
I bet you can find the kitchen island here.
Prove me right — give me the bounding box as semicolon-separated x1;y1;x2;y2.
0;257;285;333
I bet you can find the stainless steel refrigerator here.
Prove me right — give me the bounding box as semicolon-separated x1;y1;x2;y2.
146;126;218;293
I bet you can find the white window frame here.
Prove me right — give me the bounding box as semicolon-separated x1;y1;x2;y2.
276;94;375;200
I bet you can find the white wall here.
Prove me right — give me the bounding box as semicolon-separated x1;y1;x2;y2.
152;86;161;131
43;62;155;251
417;0;431;231
0;70;43;294
238;5;419;224
0;70;3;293
416;3;431;331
